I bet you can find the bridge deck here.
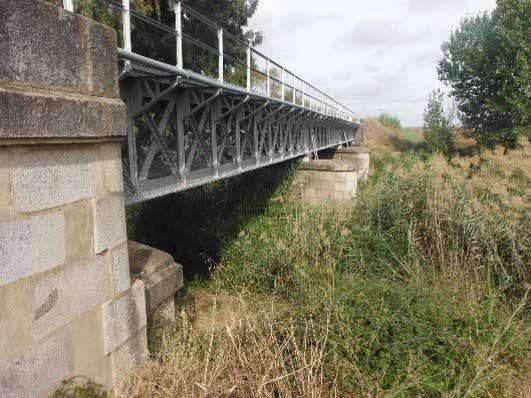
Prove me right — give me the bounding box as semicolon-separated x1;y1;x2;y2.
57;1;361;204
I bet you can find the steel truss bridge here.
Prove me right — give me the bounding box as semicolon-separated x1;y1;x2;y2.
61;0;362;204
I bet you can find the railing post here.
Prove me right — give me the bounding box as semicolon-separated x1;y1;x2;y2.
63;0;74;11
174;1;183;69
122;0;132;69
266;58;270;96
246;46;251;91
218;28;224;82
302;82;306;108
281;67;285;101
292;74;296;104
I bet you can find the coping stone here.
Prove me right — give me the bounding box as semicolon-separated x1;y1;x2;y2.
0;0;120;97
299;159;358;172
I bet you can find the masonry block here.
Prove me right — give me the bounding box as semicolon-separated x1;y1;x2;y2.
70;305;107;386
109;327;148;390
111;242;132;296
94;196;127;254
32;259;108;342
64;200;95;263
0;332;71;398
0;211;65;286
13;146;97;212
0;148;9;209
102;281;147;355
0;278;33;362
99;144;124;194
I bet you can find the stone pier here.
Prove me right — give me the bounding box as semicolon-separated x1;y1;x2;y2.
0;1;147;396
290;160;359;205
290;139;370;205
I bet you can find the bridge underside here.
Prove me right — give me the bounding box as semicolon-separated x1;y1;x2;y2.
121;63;360;204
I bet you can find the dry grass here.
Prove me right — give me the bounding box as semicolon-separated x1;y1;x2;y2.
120;298;334;398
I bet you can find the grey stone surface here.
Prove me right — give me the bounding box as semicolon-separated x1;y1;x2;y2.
102;281;147;355
99;144;124;194
335;145;369;154
64;201;95;263
94;196;127;254
0;148;9;209
128;240;184;315
299;159;358;172
112;243;132;295
13;146;97;212
32;258;107;342
109;327;148;390
0;85;127;140
0;278;33;362
0;212;65;286
0;332;71;398
0;0;119;97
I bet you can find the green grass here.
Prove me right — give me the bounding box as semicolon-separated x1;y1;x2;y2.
203;151;530;396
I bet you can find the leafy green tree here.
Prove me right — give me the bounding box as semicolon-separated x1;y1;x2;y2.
438;0;530;148
422;89;454;156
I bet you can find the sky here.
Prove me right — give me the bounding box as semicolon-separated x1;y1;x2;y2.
249;0;497;126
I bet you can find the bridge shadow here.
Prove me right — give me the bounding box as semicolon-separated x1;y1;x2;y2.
127;160;297;280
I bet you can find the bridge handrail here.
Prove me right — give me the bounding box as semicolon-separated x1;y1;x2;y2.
60;0;360;124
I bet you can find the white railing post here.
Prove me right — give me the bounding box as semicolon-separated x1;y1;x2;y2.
174;1;183;69
302;82;306;108
266;58;270;96
281;67;285;101
63;0;74;11
218;29;224;82
246;46;251;91
292;74;296;104
122;0;132;69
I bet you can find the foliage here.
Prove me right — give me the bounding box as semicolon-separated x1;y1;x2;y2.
121;140;530;397
423;88;454;155
46;0;262;84
438;0;531;148
377;113;402;131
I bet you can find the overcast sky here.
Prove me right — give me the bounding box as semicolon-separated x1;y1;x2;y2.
250;0;496;126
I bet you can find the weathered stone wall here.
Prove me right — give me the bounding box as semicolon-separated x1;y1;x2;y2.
0;1;147;396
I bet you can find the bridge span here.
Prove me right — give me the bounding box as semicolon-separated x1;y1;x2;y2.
0;1;365;396
63;0;362;203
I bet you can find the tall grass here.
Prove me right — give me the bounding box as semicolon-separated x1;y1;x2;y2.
118;139;530;397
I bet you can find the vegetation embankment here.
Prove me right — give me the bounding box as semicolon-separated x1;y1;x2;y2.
120;119;530;397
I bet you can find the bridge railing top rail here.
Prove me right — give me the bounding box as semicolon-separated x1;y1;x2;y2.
59;0;360;124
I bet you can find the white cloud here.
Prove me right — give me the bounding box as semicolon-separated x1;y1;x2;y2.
249;0;496;125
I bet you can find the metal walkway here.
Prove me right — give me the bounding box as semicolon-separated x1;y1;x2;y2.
60;0;362;204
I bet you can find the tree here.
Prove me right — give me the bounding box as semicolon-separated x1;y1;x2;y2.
58;0;262;84
437;0;530;148
422;89;454;156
